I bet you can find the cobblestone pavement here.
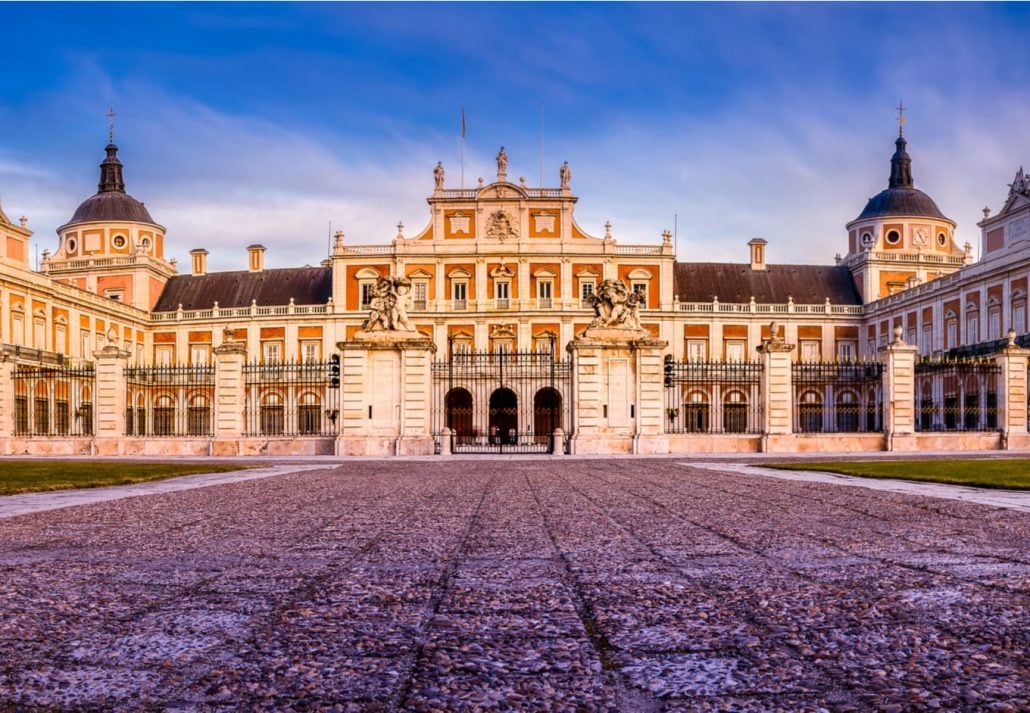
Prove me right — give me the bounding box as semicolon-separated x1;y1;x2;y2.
1;459;1027;711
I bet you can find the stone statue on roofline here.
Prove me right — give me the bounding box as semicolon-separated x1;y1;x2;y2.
586;279;643;331
363;276;415;332
560;161;571;189
496;146;508;180
433;161;445;189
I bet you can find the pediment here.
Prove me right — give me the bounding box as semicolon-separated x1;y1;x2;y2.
477;182;528;200
575;267;600;278
532;267;557;278
448;267;472;279
627;268;653;280
408;268;433;279
354;267;381;280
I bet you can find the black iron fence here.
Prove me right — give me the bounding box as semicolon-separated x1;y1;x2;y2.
125;365;215;436
792;360;884;433
914;357;1000;432
431;348;572;453
663;357;763;434
12;365;95;436
243;360;340;436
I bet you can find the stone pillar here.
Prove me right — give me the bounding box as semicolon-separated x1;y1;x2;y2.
92;342;130;455
881;326;919;451
0;351;15;449
568;326;668;455
756;323;796;452
212;337;247;455
997;331;1030;450
337;330;436;456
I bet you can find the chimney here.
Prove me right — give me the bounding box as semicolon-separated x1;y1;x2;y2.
748;238;767;271
247;244;265;272
189;248;208;276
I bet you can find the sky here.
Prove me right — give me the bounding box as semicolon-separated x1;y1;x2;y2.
2;2;1030;272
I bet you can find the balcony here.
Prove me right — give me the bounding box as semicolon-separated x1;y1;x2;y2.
536;297;553;309
494;298;510;310
452;299;468;311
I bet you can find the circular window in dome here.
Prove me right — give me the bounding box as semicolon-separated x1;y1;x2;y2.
111;235;127;249
885;230;901;246
66;238;77;253
937;232;948;247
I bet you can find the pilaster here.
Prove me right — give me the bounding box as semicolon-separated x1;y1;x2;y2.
0;351;14;442
92;343;130;455
337;330;436;456
567;327;668;454
756;326;796;452
997;332;1030;449
212;338;247;453
881;327;919;451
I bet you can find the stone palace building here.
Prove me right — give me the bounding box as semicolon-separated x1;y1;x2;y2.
0;126;1028;456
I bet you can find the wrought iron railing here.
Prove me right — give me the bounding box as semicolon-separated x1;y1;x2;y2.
914;357;1000;432
663;357;763;434
243;359;340;437
792;360;884;434
125;364;215;436
13;365;95;436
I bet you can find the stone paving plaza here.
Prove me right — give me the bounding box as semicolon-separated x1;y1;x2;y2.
1;459;1028;712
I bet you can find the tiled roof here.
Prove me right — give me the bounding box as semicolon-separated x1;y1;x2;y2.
673;262;862;305
154;267;332;312
855;187;948;222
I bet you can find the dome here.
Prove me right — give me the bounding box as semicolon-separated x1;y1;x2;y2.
63;143;157;227
69;191;154;224
853;132;951;223
855;187;948;221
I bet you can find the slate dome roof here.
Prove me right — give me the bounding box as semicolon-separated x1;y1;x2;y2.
65;143;157;226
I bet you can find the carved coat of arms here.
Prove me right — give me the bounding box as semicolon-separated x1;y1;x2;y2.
485;209;519;241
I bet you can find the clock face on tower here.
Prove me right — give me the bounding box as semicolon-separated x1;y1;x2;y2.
912;228;928;246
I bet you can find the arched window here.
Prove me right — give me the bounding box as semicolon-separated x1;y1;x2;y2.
298;391;321;435
683;390;710;433
188;394;212;436
798;390;823;433
261;392;284;436
723;390;748;434
153;395;175;436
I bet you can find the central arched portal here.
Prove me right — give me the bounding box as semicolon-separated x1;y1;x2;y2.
489;388;518;445
445;388;474;445
533;387;562;448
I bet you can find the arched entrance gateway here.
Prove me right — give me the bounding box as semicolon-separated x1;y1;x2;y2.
533;387;562;447
489;388;518;445
445;388;473;446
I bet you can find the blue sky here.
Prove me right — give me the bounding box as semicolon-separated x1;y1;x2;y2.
2;2;1030;271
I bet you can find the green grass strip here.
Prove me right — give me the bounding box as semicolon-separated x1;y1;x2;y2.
0;461;252;496
766;459;1030;490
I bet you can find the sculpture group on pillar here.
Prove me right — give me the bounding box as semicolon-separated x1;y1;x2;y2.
586;279;643;330
363;276;415;332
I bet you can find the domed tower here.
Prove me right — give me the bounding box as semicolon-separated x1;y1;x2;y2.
42;138;176;310
843;125;968;303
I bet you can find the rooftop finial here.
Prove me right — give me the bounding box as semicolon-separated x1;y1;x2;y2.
896;99;906;137
106;106;117;144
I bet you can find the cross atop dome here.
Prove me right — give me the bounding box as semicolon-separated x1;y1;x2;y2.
896;99;906;137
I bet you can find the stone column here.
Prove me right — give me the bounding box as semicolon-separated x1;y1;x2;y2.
212;338;248;455
756;323;796;452
337;330;436;456
881;326;919;451
997;330;1030;450
92;341;130;455
568;326;668;455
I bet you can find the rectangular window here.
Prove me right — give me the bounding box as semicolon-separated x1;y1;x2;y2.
946;321;957;349
966;314;979;344
263;341;282;364
836;340;857;361
155;345;174;366
81;331;90;357
988;309;1001;340
34;320;45;349
920;326;932;354
1014;303;1027;334
686;339;707;361
580;281;595;308
800;340;821;362
537;280;553;308
495;280;510;309
301;341;320;362
413;281;428;311
190;344;210;366
452;281;468;310
632;283;648;307
724;340;746;362
360;282;375;310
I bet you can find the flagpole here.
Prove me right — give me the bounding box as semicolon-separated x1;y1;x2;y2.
460;105;466;189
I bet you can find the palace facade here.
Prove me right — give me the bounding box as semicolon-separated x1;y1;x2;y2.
0;127;1028;456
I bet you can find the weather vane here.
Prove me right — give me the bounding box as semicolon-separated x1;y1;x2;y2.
106;106;117;144
896;99;906;136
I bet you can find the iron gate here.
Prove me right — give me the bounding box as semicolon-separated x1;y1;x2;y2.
431;347;572;454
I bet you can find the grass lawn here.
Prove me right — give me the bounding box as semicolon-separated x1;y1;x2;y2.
767;459;1030;490
0;461;252;496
